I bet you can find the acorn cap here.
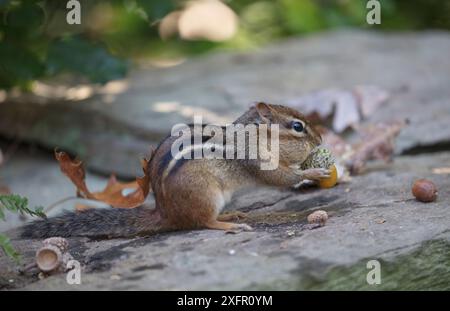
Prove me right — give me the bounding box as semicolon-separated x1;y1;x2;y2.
36;245;62;272
43;237;69;253
307;210;329;226
301;147;335;170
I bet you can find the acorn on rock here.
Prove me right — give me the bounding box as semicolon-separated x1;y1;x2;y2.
307;210;329;226
36;237;73;274
302;147;338;188
412;179;437;202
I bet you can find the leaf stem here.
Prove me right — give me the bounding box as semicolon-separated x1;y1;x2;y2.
43;196;79;214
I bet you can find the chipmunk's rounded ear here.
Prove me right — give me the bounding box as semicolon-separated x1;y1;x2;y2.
255;102;274;123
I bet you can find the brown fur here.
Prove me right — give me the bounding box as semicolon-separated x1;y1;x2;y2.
20;103;325;238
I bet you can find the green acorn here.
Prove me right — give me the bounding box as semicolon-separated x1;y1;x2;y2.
301;147;335;170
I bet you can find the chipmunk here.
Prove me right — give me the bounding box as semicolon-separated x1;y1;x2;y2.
20;102;329;239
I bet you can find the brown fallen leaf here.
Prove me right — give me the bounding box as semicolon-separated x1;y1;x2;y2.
321;120;407;175
320;126;352;158
287;88;357;133
345;120;408;174
352;85;390;118
55;150;152;208
287;85;390;133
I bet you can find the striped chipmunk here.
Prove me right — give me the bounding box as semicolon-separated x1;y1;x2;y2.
21;102;329;239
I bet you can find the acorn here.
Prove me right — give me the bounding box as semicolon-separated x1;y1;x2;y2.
412;179;437;202
301;147;335;170
36;237;72;273
302;147;338;188
43;237;69;253
319;164;338;189
36;245;62;273
307;210;328;226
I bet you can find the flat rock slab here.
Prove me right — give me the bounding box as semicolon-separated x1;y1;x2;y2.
1;151;449;290
1;30;450;176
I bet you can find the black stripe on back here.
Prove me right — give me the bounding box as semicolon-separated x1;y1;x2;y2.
157;148;174;176
157;124;228;177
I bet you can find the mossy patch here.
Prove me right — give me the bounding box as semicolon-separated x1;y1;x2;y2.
254;239;450;290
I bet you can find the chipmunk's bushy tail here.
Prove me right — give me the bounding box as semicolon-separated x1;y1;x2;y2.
20;206;168;239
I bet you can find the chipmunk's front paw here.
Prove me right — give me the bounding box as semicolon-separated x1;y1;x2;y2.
295;168;331;181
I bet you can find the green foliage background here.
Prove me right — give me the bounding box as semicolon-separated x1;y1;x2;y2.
0;0;449;89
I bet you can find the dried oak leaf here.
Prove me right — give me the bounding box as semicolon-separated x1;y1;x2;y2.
345;120;408;174
319;126;352;158
321;120;407;175
55;150;151;208
287;85;390;133
287;88;358;133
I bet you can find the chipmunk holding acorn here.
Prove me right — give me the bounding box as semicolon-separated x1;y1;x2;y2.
21;102;333;239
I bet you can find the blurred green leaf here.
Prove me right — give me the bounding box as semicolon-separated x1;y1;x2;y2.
0;194;46;218
0;42;44;89
0;234;20;263
341;0;367;25
47;36;128;84
5;2;44;30
0;194;45;264
280;0;324;33
0;0;449;91
135;0;176;21
323;8;349;28
0;0;11;8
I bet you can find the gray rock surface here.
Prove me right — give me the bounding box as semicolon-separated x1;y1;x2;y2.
0;151;449;290
1;30;450;290
1;30;450;176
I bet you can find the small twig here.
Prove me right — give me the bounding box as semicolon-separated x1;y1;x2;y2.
43;196;79;214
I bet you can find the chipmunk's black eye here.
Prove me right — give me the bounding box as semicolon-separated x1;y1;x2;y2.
291;121;304;132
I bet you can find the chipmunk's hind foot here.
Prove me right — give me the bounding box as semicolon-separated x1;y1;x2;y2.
205;220;253;233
